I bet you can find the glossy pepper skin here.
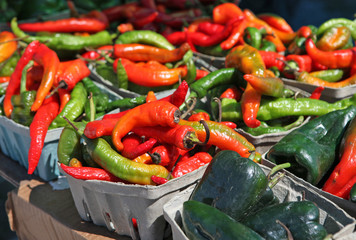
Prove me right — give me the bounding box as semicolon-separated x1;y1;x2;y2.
49;82;87;129
54;59;90;90
305;38;355;69
242;201;328;240
30;43;60;112
172;152;212;178
0;31;17;63
297;71;356;88
113;42;190;63
225;44;267;128
323;115;356;198
4;40;40;118
316;26;351;51
190;150;268;221
60;163;121;182
111;101;181;152
10;60;36;126
317;18;356;40
121;134;157;159
28;95;59;174
17;10;109;33
267;106;356;186
113;58;187;87
83;135;169;185
11;18;113;51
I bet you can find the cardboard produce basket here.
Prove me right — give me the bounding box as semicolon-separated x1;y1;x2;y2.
60;164;208;240
163;164;356;240
0;80;123;181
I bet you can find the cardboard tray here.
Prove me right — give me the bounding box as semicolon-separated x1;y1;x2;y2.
262;152;356;219
60;164;208;240
281;77;356;102
0;80;122;181
163;164;356;240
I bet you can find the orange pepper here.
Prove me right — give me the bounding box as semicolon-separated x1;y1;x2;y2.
0;31;17;63
213;3;243;24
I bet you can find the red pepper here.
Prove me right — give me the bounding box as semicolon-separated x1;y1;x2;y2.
305;38;355;69
132;124;199;150
28;95;59;174
212;2;243;24
165;31;187;45
121;133;158;159
146;90;157;103
113;42;190;63
309;86;325;100
219;86;242;101
172;152;212;178
322;116;356;199
58;88;71;113
117;23;134;33
220;121;237;129
18;10;108;33
31;43;60;112
151;144;189;171
259;51;286;71
195;68;209;80
112;101;181;152
149;144;172;166
113;58;187;87
60;163;122;182
0;76;10;83
285;54;312;73
129;8;158;29
55;59;90;90
188;112;210;121
155;9;201;29
197;21;224;35
151;175;168;185
350;48;356;76
257;13;293;33
4;40;40;117
220;18;247;50
81;45;113;62
311;60;328;71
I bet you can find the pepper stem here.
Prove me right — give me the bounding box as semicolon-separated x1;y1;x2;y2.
276;220;294;240
181;96;197;119
88;92;95;122
0;36;29;45
62;115;79;132
213;97;222;123
268;162;291;180
20;60;34;93
46;81;67;99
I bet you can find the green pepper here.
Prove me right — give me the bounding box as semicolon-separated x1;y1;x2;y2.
11;18;113;51
10;60;36;126
182;200;265;240
115;58;128;89
266;106;356;185
95;63;119;87
116;30;175;50
107;95;146;112
196;44;229;57
57;121;87;166
350;183;356;203
0;51;20;77
286;37;307;55
309;69;344;82
244;27;262;49
82;77;109;113
242;201;328;240
317;18;356;40
242;115;305;136
269;66;281;78
180;50;196;85
221;94;356;122
49;81;87;129
190;150;268;221
259;39;276;52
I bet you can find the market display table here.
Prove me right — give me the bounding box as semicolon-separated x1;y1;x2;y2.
1;149;131;240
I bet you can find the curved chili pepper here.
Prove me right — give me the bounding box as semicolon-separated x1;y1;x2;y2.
322;115;356;199
179;119;260;162
317;18;356;40
309;86;325;100
113;42;190;63
165;31;187;45
55;58;90;90
316;26;351;51
305;38;355;69
171;151;212;178
258;51;285;71
220;18;247;50
28;95;59;174
113;58;187;87
243;27;263;49
58;88;71;113
18;10;109;33
285;54;312;73
257;13;293;33
197;21;224;35
4;40;40;117
111;101;181;152
60;163;121;182
188;112;210;121
243;74;289;98
0;31;17;63
121;133;158;159
309;69;344;82
212;2;243;24
30;43;60;112
225;45;267;128
132;124;200;150
297;71;356;88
